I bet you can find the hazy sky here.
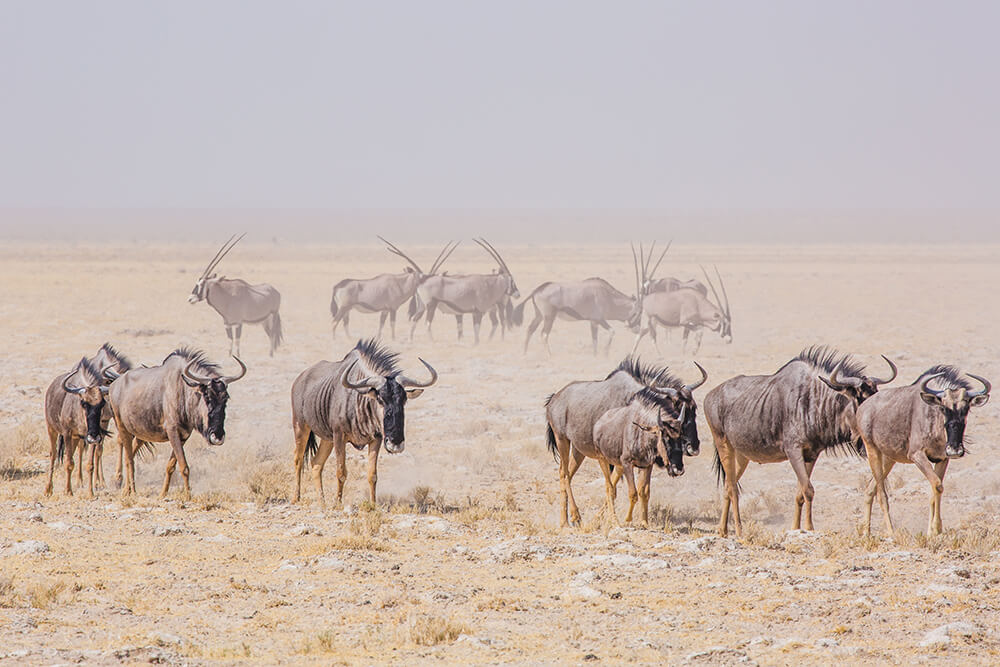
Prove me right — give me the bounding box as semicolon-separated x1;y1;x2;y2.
1;2;998;238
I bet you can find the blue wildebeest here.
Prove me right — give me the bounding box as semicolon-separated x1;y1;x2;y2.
857;365;990;536
44;358;109;497
291;339;438;507
108;348;246;498
705;346;896;537
545;357;706;527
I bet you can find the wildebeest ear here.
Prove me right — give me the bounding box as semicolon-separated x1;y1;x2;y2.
366;388;380;400
971;394;990;407
920;392;941;406
405;388;424;399
632;421;656;434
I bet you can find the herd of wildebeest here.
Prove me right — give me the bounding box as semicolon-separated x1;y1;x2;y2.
42;236;990;540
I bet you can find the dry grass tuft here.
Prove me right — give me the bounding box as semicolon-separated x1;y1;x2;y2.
327;505;391;551
0;423;45;481
245;461;291;504
409;613;470;646
0;577;18;608
28;580;67;609
740;521;782;549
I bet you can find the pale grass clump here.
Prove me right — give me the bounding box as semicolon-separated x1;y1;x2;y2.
245;461;291;504
740;520;782;549
28;580;67;609
409;613;471;646
326;505;391;551
0;577;19;608
0;423;44;482
647;503;675;532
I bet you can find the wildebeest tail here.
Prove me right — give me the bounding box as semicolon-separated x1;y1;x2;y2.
134;440;156;461
303;431;318;465
264;311;284;354
546;423;558;462
713;447;724;485
56;435;65;463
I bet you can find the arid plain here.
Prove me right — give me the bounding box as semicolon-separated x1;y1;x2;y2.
2;240;999;665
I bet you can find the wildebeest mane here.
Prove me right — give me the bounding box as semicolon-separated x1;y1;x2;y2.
73;357;104;387
99;342;133;371
609;355;684;389
353;338;400;377
784;345;866;378
630;388;681;414
913;365;971;390
164;347;220;375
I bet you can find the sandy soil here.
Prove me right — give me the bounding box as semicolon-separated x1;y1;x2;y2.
2;241;999;665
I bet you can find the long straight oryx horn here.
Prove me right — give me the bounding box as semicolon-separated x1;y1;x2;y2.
967;373;991;397
685;361;708;391
870;355;897;385
200;233;246;280
631;242;641;296
221;356;247;384
378;236;425;274
429;240;460;275
475;238;513;275
341;360;383;391
714;265;732;321
647;240;672;282
397;358;439;388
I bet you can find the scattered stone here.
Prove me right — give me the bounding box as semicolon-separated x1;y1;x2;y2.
151;526;184;537
816;638;839;648
746;636;772;648
276;560;299;572
482;537;551;564
584;553;668;570
455;634;491;647
149;631;184;646
286;524;321;537
315;556;347;571
27;512;43;522
9;540;49;555
685;647;754;664
203;534;232;544
569;570;601;600
919;622;978;648
46;521;91;533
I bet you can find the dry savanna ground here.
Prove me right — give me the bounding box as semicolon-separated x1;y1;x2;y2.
2;240;1000;665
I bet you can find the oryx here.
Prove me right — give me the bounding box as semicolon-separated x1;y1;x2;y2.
632;265;732;354
545;357;706;527
857;366;990;536
108;348;246;498
513;244;647;355
704;346;896;537
409;238;519;344
330;238;458;340
291;339;438;507
188;234;283;357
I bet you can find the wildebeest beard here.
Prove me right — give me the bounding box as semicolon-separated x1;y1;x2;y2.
943;410;968;456
199;379;229;445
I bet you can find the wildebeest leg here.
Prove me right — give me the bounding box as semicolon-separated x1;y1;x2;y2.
291;423;310;503
455;314;464;340
76;445;85;485
161;431;192;500
114;440;124;488
638;466;652;528
929;459;949;535
717;441;748;537
788;449;816;531
378;311;389;338
367;441;381;504
597;458;622;527
161;454;177;498
94;441;105;490
554;430;580;527
334;440;348;506
118;430;137;497
84;441;97;498
44;426;59;496
309;437;335;508
64;436;78;496
523;309;544;353
622;464;639;525
910;450;944;535
862;440;893;536
389;309;398;340
472;311;483;344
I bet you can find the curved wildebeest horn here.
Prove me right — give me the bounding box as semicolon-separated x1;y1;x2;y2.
341;360;383;391
102;366;121;382
200;233;246;281
647;240;672;282
62;361;90;395
475;238;512;276
647;384;680;399
870;355;898;385
378;236;424;274
919;372;946;398
819;362;863;390
967;373;991;398
686;361;708;391
182;359;215;386
221;356;248;384
397;358;439;388
429;240;460;275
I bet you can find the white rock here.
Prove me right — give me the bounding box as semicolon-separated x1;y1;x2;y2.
151;525;184;537
9;540;49;555
203;534;232;544
276;560;299;572
816;638;839;648
569;584;601;600
27;512;43;522
585;553;669;570
286;524;321;537
149;631;184;646
315;556;347;570
918;622;977;647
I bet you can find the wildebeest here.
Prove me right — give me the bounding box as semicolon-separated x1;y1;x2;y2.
514;245;646;355
44;358;109;496
108;348;246;498
545;357;706;526
330;238;458;339
591;393;686;527
704;346;896;537
188;234;283;357
632;265;732;354
408;238;519;343
86;343;133;492
857;366;990;536
291;339;438;507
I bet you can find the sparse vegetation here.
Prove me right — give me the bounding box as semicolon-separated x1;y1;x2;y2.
409;613;470;646
28;580;67;609
245;461;290;503
0;423;44;481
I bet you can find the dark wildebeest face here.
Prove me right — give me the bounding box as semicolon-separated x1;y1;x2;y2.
342;359;439;454
63;363;109;445
649;362;707;456
636;408;685;477
819;356;898;406
920;373;991;459
181;357;247;446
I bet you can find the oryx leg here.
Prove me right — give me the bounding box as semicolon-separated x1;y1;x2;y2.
488;309;499;341
597;458;622;527
598;320;614;356
161;430;191;500
630;326;647;355
225;325;234;356
308;436;336;508
910;451;945;535
424;302;437;341
524;308;544;353
389;309;398;340
638;466;652;528
930;459;949;535
367;441;381;504
378;311;389;338
692;329;704;354
342;312;351;338
648;322;662;355
331;305;348;338
455;314;464;340
789;449;817;531
234;324;243;357
44;426;59;496
472;311;483;345
590;322;600;355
